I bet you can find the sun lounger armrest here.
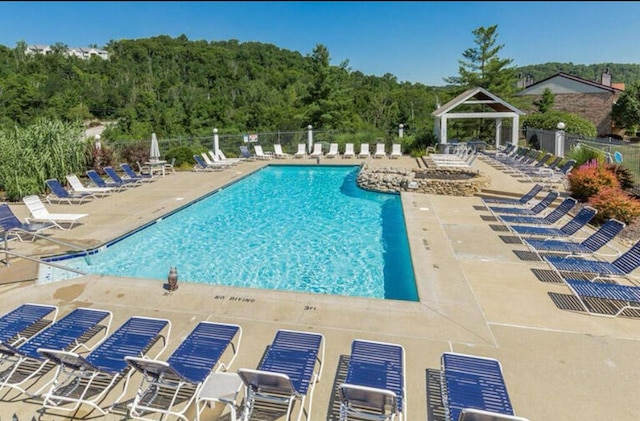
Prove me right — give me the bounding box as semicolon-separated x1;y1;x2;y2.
459;408;530;421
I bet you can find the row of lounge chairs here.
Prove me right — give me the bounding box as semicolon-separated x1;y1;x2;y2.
1;164;166;241
0;302;528;420
482;184;640;318
480;144;576;189
238;143;402;160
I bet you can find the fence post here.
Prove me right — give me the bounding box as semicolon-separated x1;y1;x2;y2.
399;124;404;138
213;128;219;156
307;125;313;153
555;122;565;157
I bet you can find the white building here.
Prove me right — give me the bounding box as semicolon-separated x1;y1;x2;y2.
25;44;108;60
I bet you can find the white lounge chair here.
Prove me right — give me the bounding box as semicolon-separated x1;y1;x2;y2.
390;143;402;159
310;143;323;158
201;152;228;169
23;195;88;230
343;143;355;159
254;144;273;160
208;150;233;168
217;149;243;165
358;143;370;158
293;143;307;159
66;174;113;196
326;143;339;158
374;143;386;159
273;144;291;159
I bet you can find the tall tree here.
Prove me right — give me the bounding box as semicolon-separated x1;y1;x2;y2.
444;24;516;99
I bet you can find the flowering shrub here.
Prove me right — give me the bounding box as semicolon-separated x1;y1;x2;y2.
588;187;640;225
568;160;620;202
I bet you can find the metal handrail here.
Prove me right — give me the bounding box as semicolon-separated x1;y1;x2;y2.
2;229;92;268
0;248;87;276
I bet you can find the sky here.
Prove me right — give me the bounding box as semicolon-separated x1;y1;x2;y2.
2;1;640;86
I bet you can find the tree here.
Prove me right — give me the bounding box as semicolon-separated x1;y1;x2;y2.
444;24;516;99
611;81;640;132
534;88;555;113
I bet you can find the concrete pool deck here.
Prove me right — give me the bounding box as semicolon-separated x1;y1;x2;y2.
0;154;639;420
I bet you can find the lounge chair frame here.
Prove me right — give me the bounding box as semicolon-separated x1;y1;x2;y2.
38;316;171;415
127;321;242;421
338;339;406;421
238;329;325;421
0;307;112;398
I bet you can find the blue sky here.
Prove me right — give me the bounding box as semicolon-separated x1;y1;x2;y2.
2;1;639;86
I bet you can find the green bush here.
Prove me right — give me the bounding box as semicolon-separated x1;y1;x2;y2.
588;187;640;225
0;118;87;201
522;110;597;137
567;160;620;202
565;144;606;167
165;146;208;168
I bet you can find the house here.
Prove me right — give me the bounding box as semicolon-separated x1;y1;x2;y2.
516;70;624;136
25;44;108;60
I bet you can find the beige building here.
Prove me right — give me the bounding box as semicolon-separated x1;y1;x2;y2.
516;71;624;136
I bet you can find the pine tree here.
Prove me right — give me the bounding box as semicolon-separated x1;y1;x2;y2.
444;24;516;99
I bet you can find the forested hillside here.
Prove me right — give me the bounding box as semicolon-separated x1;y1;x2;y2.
0;36;444;142
514;62;640;86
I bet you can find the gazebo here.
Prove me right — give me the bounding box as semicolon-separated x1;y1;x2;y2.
431;87;525;151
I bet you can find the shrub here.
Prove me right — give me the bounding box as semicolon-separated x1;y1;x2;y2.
568;160;620;202
604;163;635;191
588;187;640;225
522;110;597;137
118;141;150;167
565;144;606;167
165;146;208;168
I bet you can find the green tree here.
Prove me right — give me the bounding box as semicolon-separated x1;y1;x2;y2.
534;88;555;113
611;81;640;131
444;24;516;99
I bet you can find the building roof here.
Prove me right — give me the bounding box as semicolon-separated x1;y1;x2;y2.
431;86;526;117
517;72;624;95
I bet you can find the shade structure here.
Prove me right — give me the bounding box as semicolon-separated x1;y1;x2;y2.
150;133;161;162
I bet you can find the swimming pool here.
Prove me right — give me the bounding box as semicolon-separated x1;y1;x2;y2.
41;165;418;301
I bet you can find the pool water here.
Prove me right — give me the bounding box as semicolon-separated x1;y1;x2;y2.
42;165;418;301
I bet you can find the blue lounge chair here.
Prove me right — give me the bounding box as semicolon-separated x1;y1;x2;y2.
0;204;55;242
39;316;171;415
524;219;624;260
441;352;529;421
488;190;558;216
86;169;126;191
564;278;640;318
498;197;576;226
481;184;543;206
45;178;97;204
127;321;242;421
338;339;406;421
506;206;597;239
120;163;155;182
545;239;640;284
240;145;256;160
237;329;325;421
0;303;58;348
104;166;142;187
0;307;111;397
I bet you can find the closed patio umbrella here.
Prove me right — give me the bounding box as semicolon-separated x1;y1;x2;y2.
150;133;161;162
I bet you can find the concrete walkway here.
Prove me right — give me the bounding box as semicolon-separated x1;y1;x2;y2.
0;154;638;420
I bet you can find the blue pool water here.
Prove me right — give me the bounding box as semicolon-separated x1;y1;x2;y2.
43;165;418;301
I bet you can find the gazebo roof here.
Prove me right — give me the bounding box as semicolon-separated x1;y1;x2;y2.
432;86;525;117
